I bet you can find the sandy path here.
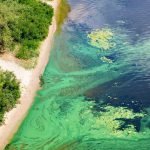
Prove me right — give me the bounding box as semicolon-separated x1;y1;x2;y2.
0;59;32;88
0;0;59;149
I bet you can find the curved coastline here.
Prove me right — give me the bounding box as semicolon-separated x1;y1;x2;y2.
0;0;59;149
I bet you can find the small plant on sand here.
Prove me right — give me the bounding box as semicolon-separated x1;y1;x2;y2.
40;75;45;87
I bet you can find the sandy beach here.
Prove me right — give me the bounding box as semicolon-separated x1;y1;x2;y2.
0;0;59;149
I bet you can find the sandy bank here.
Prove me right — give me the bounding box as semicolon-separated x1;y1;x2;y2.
0;0;59;149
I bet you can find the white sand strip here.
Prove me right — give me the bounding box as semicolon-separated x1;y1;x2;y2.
0;59;32;88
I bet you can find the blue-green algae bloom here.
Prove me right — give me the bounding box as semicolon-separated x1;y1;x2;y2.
5;0;150;149
87;28;116;50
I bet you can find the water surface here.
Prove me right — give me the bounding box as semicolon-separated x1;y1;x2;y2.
6;0;150;149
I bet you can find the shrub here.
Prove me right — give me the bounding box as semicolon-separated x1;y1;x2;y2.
0;69;20;124
16;39;39;59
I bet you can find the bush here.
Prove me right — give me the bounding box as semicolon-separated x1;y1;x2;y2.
0;69;21;124
39;75;44;87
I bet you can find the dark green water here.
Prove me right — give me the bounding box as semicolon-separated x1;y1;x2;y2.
6;0;150;149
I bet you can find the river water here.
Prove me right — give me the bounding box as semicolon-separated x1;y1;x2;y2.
6;0;150;149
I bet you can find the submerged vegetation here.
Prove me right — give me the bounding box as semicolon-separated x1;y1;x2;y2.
0;69;20;124
0;0;53;59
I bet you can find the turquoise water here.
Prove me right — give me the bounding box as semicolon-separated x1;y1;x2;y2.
6;0;150;149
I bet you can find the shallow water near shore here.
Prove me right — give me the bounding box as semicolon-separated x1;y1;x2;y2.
6;0;150;149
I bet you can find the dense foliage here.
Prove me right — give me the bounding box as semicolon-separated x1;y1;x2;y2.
0;69;20;124
0;0;53;59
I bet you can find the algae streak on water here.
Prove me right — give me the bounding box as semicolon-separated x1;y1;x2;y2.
56;0;71;32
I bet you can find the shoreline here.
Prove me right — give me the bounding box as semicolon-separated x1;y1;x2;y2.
0;0;59;149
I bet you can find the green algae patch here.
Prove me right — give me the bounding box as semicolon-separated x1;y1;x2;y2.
100;56;113;63
94;105;145;137
87;28;116;50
